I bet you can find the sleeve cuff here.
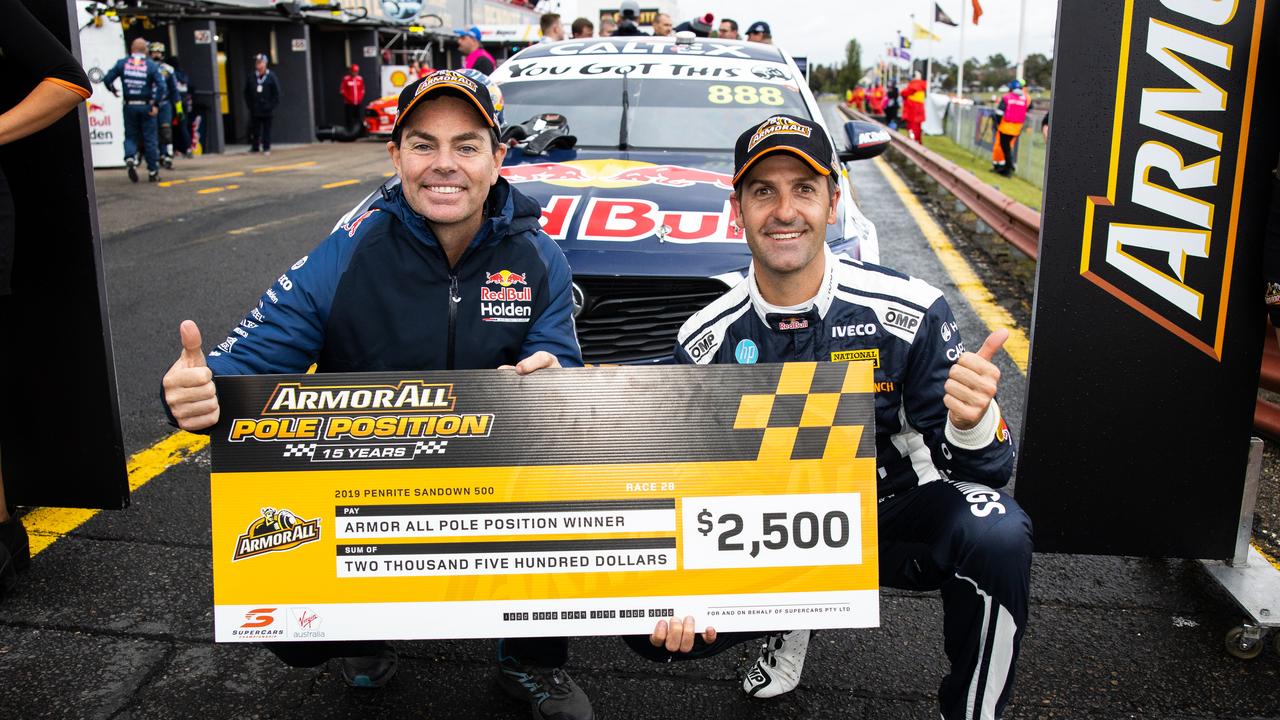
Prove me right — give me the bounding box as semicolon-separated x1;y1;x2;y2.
45;77;92;99
945;400;1001;451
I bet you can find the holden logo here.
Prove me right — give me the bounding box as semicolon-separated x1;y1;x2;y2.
571;282;585;318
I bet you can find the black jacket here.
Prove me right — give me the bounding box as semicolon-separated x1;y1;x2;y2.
244;70;280;117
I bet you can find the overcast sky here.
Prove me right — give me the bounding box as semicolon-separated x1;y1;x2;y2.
564;1;1061;68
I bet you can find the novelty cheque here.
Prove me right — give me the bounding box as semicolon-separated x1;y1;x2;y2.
208;362;879;641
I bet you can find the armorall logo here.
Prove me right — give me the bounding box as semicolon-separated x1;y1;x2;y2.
1080;0;1265;360
233;507;321;561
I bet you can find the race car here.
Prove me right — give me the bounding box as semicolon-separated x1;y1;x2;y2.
364;94;399;136
342;35;887;363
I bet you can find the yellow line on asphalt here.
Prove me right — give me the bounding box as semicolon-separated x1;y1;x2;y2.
382;171;395;177
253;161;318;174
24;432;210;557
228;217;290;236
322;179;360;189
197;184;239;195
871;156;1030;373
157;179;187;188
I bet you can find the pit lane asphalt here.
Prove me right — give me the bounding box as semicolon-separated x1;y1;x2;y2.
1;107;1278;718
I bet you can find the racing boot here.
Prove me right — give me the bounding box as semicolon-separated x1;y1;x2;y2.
340;642;398;688
162;154;174;170
148;170;161;183
742;629;810;698
496;652;594;719
126;157;138;183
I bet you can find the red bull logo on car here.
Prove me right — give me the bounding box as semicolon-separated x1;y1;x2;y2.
501;160;732;191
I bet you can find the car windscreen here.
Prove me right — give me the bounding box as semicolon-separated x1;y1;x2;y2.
497;61;811;151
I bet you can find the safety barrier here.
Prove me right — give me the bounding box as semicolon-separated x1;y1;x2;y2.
838;103;1280;440
839;104;1040;260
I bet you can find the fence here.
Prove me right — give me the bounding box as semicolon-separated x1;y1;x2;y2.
941;102;1049;188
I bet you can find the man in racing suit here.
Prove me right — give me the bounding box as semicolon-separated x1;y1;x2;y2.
161;70;594;720
627;115;1033;720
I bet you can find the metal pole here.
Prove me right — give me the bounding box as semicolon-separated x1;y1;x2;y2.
957;1;965;101
1015;0;1027;82
927;9;934;89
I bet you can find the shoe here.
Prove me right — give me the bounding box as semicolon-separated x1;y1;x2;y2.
742;629;810;698
183;150;194;159
249;147;260;153
162;155;174;170
496;653;594;719
126;158;138;183
148;171;160;183
340;642;397;688
263;150;271;156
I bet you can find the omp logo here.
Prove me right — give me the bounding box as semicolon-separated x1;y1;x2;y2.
830;348;880;367
883;308;921;333
688;331;717;360
232;508;322;562
261;381;456;415
1080;0;1263;360
832;323;877;338
232;607;284;638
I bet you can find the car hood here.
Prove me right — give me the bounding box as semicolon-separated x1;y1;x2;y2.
500;148;753;279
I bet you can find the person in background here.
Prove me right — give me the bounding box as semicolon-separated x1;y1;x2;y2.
599;17;617;36
571;17;594;39
540;13;565;42
104;37;163;182
902;70;928;143
0;0;92;598
612;0;647;36
170;57;195;158
340;64;365;132
675;14;714;37
868;81;887;116
991;79;1028;176
148;41;178;169
884;82;900;129
454;26;495;75
745;20;772;43
850;83;867;112
244;53;280;155
718;18;739;39
651;12;674;36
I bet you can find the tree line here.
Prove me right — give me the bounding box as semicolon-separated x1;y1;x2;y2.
807;38;1052;95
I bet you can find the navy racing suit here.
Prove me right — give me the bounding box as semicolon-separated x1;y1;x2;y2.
632;246;1033;720
103;54;163;171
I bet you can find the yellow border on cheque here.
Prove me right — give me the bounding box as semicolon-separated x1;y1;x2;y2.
869;155;1280;573
24;432;209;556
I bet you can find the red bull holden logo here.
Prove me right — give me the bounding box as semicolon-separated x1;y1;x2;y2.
481;269;533;322
485;269;527;287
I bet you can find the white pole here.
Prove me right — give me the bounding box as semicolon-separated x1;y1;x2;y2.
957;2;965;101
1015;0;1027;82
927;8;934;89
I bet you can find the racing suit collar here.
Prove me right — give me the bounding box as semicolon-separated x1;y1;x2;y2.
746;244;838;328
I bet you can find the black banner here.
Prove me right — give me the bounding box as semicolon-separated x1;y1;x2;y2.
0;1;127;509
1019;0;1279;556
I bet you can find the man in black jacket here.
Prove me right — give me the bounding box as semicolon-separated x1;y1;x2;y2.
163;70;591;720
244;53;280;154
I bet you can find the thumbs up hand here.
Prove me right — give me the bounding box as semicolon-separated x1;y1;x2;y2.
163;320;220;431
943;328;1008;431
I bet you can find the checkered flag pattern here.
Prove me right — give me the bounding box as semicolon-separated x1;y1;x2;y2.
415;440;449;456
281;443;317;458
732;362;876;461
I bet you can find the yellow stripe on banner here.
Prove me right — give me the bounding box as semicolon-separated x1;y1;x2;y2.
322;179;360;189
871;156;1030;373
25;432;210;556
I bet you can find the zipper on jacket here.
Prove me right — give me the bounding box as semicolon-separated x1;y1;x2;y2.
447;273;460;370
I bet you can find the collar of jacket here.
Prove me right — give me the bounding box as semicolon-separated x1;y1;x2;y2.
376;176;543;255
747;244;839;327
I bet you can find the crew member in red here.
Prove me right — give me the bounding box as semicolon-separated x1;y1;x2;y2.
991;79;1029;176
868;82;886;116
339;64;365;131
902;70;928;143
850;84;866;112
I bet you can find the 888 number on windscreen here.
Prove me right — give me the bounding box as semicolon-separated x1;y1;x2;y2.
680;494;863;570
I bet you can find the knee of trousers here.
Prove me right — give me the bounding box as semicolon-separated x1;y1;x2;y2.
944;493;1034;578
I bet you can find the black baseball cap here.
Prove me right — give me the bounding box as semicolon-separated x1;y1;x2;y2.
732;114;835;186
746;21;771;35
393;69;500;137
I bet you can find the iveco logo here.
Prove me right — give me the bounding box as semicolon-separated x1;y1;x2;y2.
571;282;585;318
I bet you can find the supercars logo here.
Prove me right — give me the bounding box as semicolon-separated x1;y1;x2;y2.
232;507;322;561
747;116;811;151
231;607;284;638
485;270;527;287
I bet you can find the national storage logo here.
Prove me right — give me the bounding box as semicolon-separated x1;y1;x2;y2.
1079;0;1265;360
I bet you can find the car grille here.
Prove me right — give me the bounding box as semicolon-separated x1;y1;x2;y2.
573;276;734;364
